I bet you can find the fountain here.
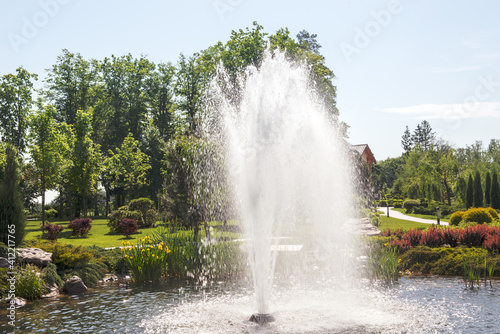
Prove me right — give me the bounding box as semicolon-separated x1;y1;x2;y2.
207;50;357;325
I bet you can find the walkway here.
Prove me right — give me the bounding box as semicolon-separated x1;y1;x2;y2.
377;207;449;226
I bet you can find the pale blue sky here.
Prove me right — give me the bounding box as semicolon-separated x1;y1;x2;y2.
1;0;500;160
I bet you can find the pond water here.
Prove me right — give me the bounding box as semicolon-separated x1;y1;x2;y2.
1;276;499;333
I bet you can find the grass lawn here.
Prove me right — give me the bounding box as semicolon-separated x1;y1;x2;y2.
391;207;450;223
378;215;431;232
24;219;241;248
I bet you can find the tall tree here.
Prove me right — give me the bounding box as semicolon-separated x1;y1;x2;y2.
473;171;483;207
401;125;413;155
491;172;500;210
466;174;474;209
412;120;435;151
104;134;151;205
454;176;467;207
0;144;26;246
43;49;95;125
0;67;37;153
69;109;102;217
28;102;69;228
485;171;492;206
296;30;322;53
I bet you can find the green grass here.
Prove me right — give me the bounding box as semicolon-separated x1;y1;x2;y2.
24;219;241;248
378;215;430;232
392;208;450;223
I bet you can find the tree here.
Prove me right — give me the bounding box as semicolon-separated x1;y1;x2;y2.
43;49;95;125
28;102;69;228
466;174;474;209
485;171;491;206
412;120;435;151
401;126;413;155
104;134;151;205
69;109;102;217
0;144;26;246
491;172;500;210
0;67;37;153
296;30;321;53
473;171;483;208
454;176;467;207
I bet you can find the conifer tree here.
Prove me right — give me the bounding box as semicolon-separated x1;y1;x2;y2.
473;171;483;208
485;171;491;206
466;174;474;209
0;144;26;246
491;173;500;210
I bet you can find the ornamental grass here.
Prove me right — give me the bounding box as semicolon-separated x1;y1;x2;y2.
122;236;171;284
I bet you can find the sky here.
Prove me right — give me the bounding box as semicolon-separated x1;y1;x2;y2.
1;0;500;160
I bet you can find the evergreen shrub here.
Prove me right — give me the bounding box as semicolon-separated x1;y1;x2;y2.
403;199;420;213
450;211;465;226
108;207;142;234
463;207;493;224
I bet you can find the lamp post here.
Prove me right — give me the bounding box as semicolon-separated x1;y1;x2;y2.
436;207;440;225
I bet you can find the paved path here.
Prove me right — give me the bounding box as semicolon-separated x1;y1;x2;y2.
377;207;449;226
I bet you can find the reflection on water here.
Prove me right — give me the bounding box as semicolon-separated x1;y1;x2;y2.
1;277;499;333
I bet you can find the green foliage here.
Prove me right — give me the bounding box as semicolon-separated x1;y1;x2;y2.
485;172;492;205
41;263;64;288
449;211;465;226
487;207;499;219
466;174;474;209
29;241;94;270
129;197;158;227
403;199;420;213
107;207;142;234
121;236;171;284
463;207;493;224
16;264;46;300
473;171;483;208
491;173;500;210
366;242;399;283
0;268;9;297
61;261;107;287
0;144;26;246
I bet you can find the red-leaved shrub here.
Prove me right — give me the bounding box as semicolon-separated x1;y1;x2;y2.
119;218;138;238
402;228;423;247
420;225;443;247
458;225;488;247
68;218;92;237
42;222;64;241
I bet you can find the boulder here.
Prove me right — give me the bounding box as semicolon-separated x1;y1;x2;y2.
5;297;26;308
63;276;88;294
41;283;60;299
0;257;9;268
16;248;52;267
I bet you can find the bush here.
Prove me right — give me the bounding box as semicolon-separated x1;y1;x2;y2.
463;207;493;224
33;242;94;270
420;226;443;247
402;228;423;247
403;199;420;213
16;264;46;300
487;207;499;219
484;233;500;252
450;211;465;226
108;207;142;234
61;261;108;287
42;222;65;241
41;263;64;288
44;208;58;220
459;225;489;247
393;200;403;209
120;218;138;238
122;236;171;284
68;218;92;237
129;198;158;228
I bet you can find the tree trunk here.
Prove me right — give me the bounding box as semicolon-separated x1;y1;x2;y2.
105;187;110;217
83;194;88;218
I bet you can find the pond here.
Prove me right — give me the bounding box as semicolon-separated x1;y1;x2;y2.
2;276;499;333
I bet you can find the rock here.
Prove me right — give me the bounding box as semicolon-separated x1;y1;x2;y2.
16;248;52;267
5;297;26;308
0;257;9;268
41;283;60;299
63;276;88;294
103;274;118;283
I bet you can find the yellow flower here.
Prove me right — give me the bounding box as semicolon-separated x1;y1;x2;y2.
156;256;159;260
398;258;402;264
165;246;171;254
159;242;164;246
384;243;388;247
158;245;163;250
142;249;145;253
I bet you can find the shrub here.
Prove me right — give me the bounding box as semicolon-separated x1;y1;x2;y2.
420;226;443;247
450;211;465;226
441;228;460;247
68;218;92;237
458;225;488;247
129;198;158;228
108;207;142;234
402;228;423;247
403;199;420;213
120;218;138;238
16;264;46;300
463;207;493;224
41;263;64;288
393;200;403;209
61;261;108;287
42;222;64;241
487;207;499;219
44;208;58;220
484;233;500;252
122;236;171;284
36;242;94;270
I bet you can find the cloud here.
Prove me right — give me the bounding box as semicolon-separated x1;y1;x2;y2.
376;102;500;120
